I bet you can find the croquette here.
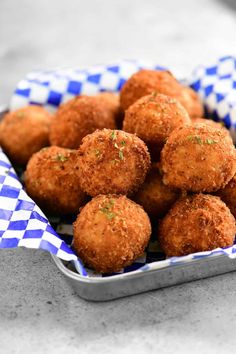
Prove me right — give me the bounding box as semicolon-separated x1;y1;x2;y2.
49;95;117;149
216;173;236;218
133;163;180;218
120;69;203;118
123;93;191;155
96;92;123;128
178;86;203;118
25;146;86;215
161;124;236;192
192;117;231;136
159;194;236;257
73;194;151;273
0;105;51;165
78;129;151;197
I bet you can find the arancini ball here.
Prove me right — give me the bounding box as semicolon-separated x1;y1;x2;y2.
49;95;117;149
25;146;86;215
0;105;52;165
78;129;151;196
159;194;236;257
73;194;151;273
161;124;236;192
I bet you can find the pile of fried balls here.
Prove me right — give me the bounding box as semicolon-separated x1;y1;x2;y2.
1;69;236;273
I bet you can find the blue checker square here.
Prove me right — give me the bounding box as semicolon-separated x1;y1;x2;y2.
0;185;20;198
16;199;35;211
206;66;217;75
87;73;101;84
0;238;19;248
47;90;63;106
23;229;44;239
0;209;13;221
40;239;59;254
8;220;29;230
67;80;82;94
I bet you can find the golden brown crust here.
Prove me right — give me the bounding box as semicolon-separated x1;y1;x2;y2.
123;93;191;153
159;194;236;257
96;92;123;128
120;69;203;118
49;95;117;149
78;129;151;197
161;124;236;192
177;86;204;118
120;70;180;111
133;163;180;218
25;146;86;215
73;194;151;273
0;105;51;165
192;117;231;137
216;174;236;218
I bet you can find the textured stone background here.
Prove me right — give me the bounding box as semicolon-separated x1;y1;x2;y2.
1;0;236;353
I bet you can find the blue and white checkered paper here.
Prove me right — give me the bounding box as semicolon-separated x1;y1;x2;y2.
1;57;235;278
190;55;236;142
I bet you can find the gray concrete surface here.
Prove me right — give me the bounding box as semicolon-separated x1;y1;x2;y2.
1;0;236;353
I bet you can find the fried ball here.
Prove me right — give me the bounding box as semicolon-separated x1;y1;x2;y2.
78;129;151;196
123;93;191;154
120;69;203;118
161;124;236;192
216;173;236;218
133;163;180;218
73;194;151;273
159;194;236;257
25;146;86;215
178;86;203;118
192;117;230;135
49;95;117;149
96;92;123;128
0;105;51;165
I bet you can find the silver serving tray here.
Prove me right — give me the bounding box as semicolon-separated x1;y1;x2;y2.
51;254;236;301
2;105;236;301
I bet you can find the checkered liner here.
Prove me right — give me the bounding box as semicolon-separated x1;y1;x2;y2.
190;55;236;142
1;58;235;278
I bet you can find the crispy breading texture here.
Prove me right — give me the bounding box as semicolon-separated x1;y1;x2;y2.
159;194;236;257
120;69;203;118
133;163;180;218
123;93;191;155
25;146;86;215
216;173;236;218
192;117;231;137
49;95;117;149
0;105;51;165
161;124;236;192
78;129;151;196
73;194;151;273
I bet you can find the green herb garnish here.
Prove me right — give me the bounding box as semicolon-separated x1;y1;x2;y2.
100;199;116;220
121;141;126;146
205;139;217;145
55;153;68;162
110;131;116;140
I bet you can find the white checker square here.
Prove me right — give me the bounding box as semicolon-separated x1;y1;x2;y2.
49;78;69;93
26;218;48;231
41;231;62;248
18;238;41;249
217;100;230;119
218;59;235;77
0;196;17;211
0;220;10;230
229;107;236;124
56;249;77;261
119;61;139;79
206;93;217;109
18;189;33;202
80;82;100;95
61;93;76;104
2;229;25;239
99;72;120;91
30;83;49;104
10;210;32;221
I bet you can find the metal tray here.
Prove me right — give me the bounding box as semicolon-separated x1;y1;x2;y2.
2;106;236;301
51;254;236;301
